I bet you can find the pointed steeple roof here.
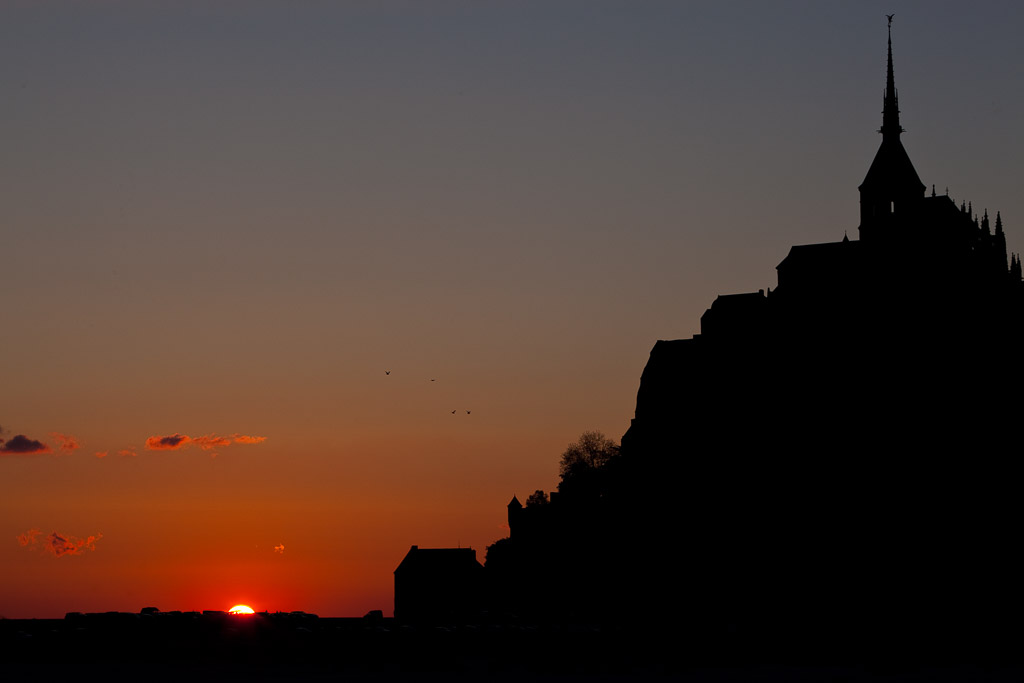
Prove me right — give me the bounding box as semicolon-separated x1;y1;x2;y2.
859;17;925;198
881;18;903;141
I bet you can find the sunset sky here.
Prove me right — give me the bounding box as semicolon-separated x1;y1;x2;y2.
3;1;1022;618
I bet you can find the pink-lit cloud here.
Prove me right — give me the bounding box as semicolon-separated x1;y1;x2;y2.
145;434;191;450
17;529;102;556
51;432;81;453
0;434;52;455
95;451;109;458
274;544;285;554
118;449;137;458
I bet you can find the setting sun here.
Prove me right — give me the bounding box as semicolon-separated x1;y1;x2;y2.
228;605;255;615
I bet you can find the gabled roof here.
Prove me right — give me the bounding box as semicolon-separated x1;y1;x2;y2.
394;546;482;575
777;238;862;272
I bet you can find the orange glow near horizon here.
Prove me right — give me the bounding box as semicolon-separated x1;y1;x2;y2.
228;605;255;615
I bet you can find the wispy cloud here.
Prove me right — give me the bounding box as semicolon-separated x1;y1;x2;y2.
144;433;267;454
231;434;267;445
192;435;233;450
274;544;285;554
46;531;103;556
17;529;41;546
51;432;81;453
17;529;103;556
1;434;52;455
95;450;132;458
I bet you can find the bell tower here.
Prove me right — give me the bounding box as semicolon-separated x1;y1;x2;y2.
858;16;926;242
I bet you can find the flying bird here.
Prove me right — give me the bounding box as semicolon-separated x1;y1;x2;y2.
385;370;391;375
466;410;471;415
451;410;457;414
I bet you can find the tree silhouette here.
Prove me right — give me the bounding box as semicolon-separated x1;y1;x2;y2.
484;536;513;568
557;431;619;496
525;489;549;507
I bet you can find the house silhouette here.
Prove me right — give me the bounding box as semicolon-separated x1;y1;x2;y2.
394;545;483;624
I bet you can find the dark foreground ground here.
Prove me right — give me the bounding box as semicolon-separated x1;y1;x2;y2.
2;612;1022;682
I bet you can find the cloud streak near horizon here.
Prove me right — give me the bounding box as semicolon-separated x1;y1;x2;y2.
145;433;267;453
0;435;52;455
51;433;81;453
145;434;191;450
0;430;82;456
230;434;267;445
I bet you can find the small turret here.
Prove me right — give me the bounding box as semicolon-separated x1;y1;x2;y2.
507;495;522;538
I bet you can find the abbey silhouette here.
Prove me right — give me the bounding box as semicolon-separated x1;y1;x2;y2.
618;22;1024;642
399;23;1024;648
624;23;1022;465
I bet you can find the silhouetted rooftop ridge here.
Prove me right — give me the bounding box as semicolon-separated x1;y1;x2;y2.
394;545;481;574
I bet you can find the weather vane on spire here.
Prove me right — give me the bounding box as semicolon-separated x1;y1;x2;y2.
887;14;894;28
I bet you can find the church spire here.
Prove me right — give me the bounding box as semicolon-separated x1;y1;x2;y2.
881;15;903;140
857;15;925;242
